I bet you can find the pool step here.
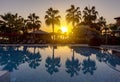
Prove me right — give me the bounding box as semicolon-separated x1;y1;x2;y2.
0;71;10;82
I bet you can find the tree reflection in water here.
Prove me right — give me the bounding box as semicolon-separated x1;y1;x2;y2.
45;46;61;75
96;49;120;72
0;46;42;71
82;57;96;75
0;46;120;75
73;46;120;74
65;49;81;77
71;46;97;75
26;52;41;69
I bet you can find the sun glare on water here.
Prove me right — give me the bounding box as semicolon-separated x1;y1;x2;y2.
61;26;68;33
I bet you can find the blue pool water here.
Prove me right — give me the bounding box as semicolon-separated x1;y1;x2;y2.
0;45;120;82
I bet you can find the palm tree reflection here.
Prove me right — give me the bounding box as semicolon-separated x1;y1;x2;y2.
96;49;120;72
72;46;96;57
45;46;61;75
71;46;97;75
96;49;109;62
0;46;42;71
65;49;81;77
82;57;96;75
0;47;26;71
26;52;42;69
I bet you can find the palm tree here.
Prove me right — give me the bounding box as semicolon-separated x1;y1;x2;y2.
98;16;106;27
97;16;106;31
0;13;15;32
0;20;7;33
66;5;81;29
0;13;25;33
45;7;61;33
26;13;41;31
83;6;98;25
0;13;26;43
16;16;26;31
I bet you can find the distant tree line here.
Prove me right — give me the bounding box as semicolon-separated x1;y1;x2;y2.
2;5;119;45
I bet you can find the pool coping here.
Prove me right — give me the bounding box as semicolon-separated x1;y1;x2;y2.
0;44;120;52
0;71;10;82
101;45;120;52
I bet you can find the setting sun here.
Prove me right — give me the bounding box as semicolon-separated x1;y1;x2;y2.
61;26;68;33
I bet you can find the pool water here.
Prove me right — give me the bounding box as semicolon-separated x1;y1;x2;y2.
0;45;120;82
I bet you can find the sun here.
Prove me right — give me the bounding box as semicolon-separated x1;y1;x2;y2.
61;26;68;33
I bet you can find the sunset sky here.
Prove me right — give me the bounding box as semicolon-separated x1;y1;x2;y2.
0;0;120;32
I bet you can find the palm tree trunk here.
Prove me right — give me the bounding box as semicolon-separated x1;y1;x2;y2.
52;46;55;59
34;46;36;54
72;49;74;59
72;14;75;29
52;22;54;33
52;21;55;42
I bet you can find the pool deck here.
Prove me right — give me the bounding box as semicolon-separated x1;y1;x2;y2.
101;45;120;52
0;71;10;82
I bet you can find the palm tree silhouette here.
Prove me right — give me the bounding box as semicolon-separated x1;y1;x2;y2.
65;48;81;77
66;5;81;29
0;13;24;33
45;8;61;33
83;6;98;25
19;17;27;33
26;13;41;31
98;16;106;27
45;46;61;75
0;13;15;30
97;16;106;31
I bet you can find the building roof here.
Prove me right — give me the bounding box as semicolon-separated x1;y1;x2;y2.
114;16;120;20
30;30;49;34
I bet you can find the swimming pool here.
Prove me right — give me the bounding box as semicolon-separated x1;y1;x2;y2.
0;45;120;82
